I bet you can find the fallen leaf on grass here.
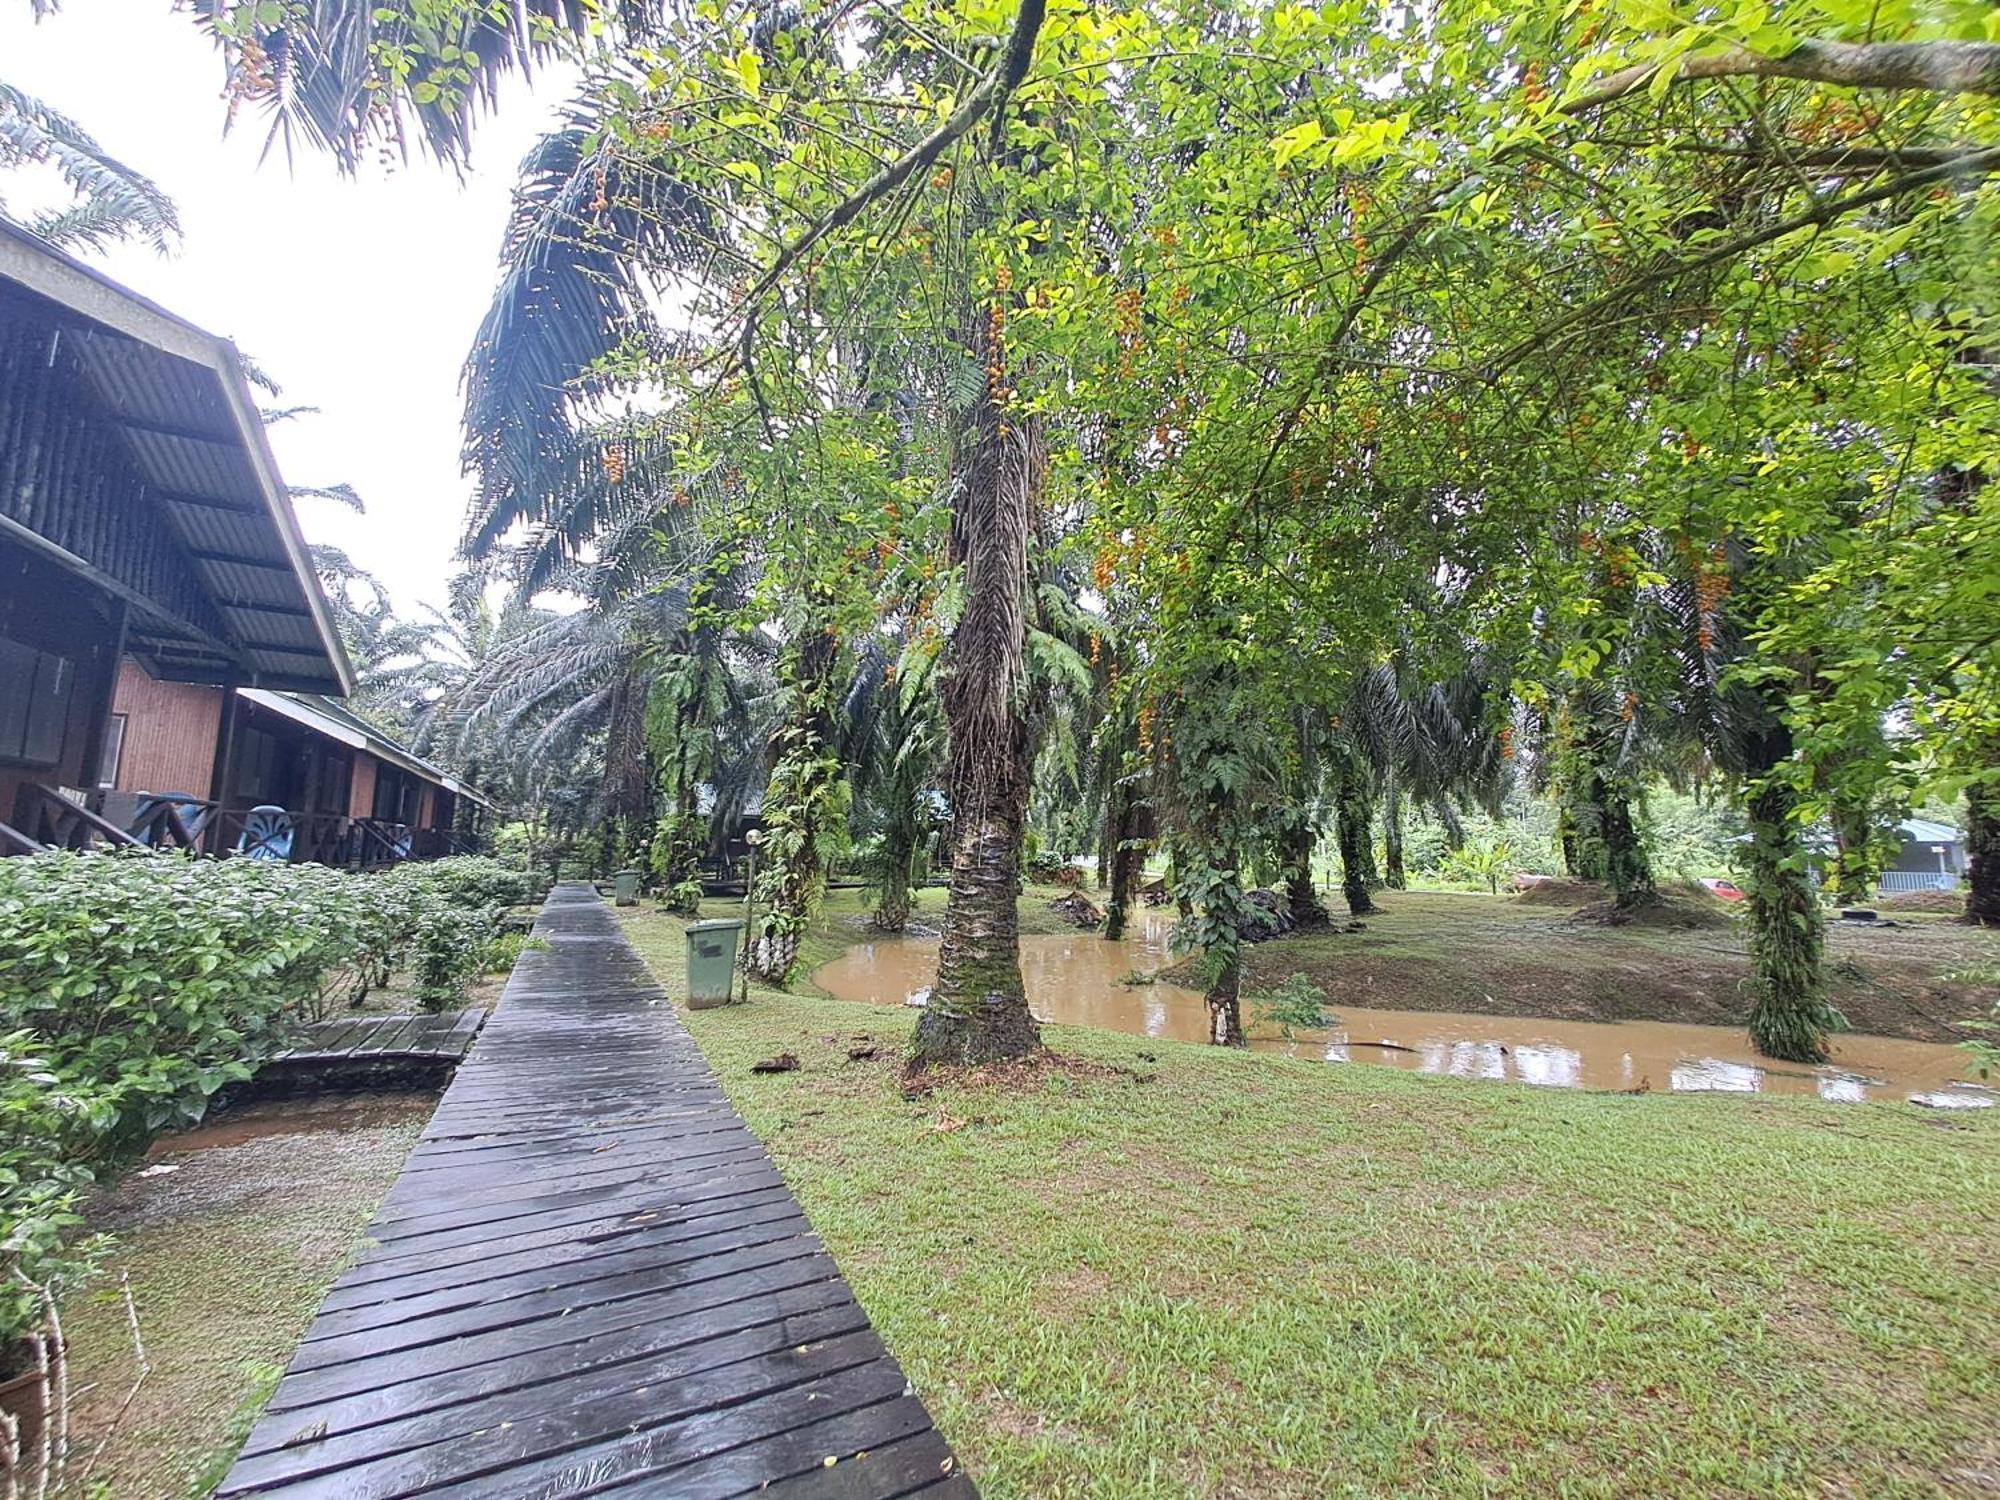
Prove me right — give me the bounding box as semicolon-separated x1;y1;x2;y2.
751;1052;800;1074
931;1109;967;1134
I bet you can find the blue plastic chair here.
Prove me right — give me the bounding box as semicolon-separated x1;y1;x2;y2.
134;792;210;848
236;805;295;862
388;822;413;860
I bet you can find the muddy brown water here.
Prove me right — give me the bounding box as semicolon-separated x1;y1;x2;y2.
144;1093;435;1156
814;912;1993;1107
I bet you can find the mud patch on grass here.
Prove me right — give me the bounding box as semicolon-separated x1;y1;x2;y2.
1565;896;1732;931
901;1049;1151;1098
57;1093;431;1498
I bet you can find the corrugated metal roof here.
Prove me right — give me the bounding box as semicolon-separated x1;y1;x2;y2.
0;221;352;696
239;690;495;807
1899;818;1961;845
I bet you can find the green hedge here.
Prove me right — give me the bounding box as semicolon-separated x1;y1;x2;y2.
0;852;544;1352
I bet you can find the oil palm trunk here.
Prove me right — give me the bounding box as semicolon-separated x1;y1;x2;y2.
911;326;1044;1066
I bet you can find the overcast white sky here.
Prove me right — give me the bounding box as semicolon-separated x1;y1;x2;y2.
1;1;573;615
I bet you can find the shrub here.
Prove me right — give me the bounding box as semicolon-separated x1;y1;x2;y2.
1024;851;1067;883
0;854;410;1358
1445;836;1516;895
0;850;547;1356
1;1032;107;1343
659;877;705;916
0;854;400;1141
391;855;544;912
380;857;545;1010
1251;974;1334;1037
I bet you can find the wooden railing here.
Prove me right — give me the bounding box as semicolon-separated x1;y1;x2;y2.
11;783;141;852
128;795;206;851
1;785;480;868
351;817;414;869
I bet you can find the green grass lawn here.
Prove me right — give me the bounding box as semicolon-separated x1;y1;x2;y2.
623;900;2000;1500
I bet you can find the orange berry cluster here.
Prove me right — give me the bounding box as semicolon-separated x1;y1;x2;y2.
1113;286;1143;379
1088;634;1102;666
1522;63;1549;106
1091;543;1118;593
1694;545;1730;654
601;442;629;484
987;266;1014;414
1497;724;1514;760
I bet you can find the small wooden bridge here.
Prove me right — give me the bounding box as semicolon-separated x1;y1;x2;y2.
220;882;972;1498
280;1009;488;1067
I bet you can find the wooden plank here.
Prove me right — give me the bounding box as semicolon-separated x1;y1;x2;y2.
219;882;968;1499
291;1018;367;1057
353;1014;427;1055
436;1005;485;1058
234;1300;874;1474
278;1008;490;1067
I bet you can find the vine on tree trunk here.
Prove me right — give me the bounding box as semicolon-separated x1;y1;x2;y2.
1742;727;1843;1061
1966;750;2000;927
746;636;848;987
1335;772;1378;915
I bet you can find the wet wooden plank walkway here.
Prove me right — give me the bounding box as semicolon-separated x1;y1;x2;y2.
279;1009;487;1066
220;881;972;1499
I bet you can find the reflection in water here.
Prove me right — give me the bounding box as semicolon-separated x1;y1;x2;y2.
814;911;1992;1106
1670;1058;1763;1094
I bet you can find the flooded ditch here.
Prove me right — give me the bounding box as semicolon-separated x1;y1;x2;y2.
814;911;1993;1107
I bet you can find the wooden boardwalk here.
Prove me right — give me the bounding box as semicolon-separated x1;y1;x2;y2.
220;882;972;1499
279;1009;488;1067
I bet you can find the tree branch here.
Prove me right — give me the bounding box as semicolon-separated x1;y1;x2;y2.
1491;144;2000;373
1564;38;2000;115
724;0;1047;349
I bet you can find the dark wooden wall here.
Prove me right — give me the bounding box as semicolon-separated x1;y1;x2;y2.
0;290;229;646
0;538;120;822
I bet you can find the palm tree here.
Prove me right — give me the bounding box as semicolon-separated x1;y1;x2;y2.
0;81;179;253
838;638;942;934
460;98;718;556
193;0;682;170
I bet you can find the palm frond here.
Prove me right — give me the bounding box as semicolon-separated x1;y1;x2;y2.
0;82;179;253
460;100;717;556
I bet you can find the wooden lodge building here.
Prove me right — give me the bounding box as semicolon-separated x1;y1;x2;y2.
1;221;481;865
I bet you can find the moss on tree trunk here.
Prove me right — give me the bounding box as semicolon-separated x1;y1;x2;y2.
1277;814;1330;928
1206;948;1245;1047
1382;781;1407;890
1829;798;1879;908
1101;778;1145;942
1966;760;2000;927
872;837;914;932
1742;726;1839;1062
1597;778;1657;910
1335;773;1377;915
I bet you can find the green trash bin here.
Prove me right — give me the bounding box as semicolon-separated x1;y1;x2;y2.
613;868;642;906
685;919;743;1009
